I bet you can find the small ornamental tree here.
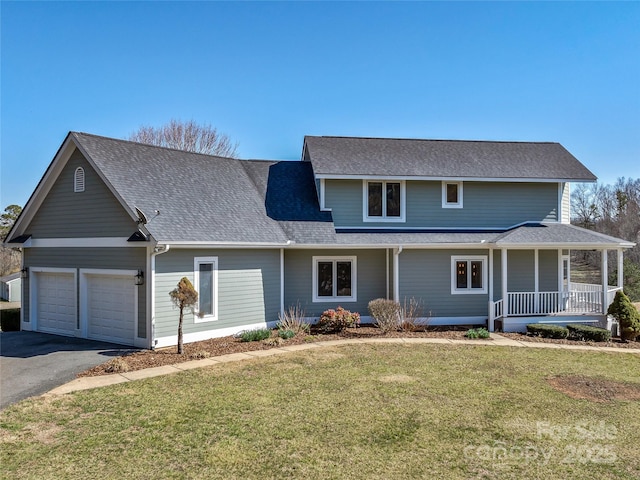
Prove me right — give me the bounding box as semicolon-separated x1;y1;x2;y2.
607;290;640;341
169;277;198;354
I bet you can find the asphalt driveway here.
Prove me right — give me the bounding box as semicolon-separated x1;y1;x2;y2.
0;331;138;409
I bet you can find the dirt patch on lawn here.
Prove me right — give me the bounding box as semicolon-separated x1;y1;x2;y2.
548;375;640;402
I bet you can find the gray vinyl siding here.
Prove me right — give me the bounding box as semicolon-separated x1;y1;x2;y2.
154;249;281;339
398;249;490;318
507;250;535;292
284;249;387;317
492;250;502;301
504;250;558;293
22;247;147;338
539;250;559;292
25;149;136;238
323;180;363;227
561;183;570;224
324;179;559;228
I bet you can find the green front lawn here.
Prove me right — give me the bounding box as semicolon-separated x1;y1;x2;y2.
1;344;639;479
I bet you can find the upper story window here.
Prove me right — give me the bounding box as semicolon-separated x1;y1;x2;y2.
363;180;405;222
194;256;218;322
74;167;85;192
313;256;357;302
451;256;487;295
442;181;463;208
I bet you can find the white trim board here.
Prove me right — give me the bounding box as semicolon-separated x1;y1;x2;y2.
26;237;134;248
314;174;594;183
154;320;279;349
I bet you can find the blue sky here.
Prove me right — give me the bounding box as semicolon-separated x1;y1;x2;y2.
2;1;639;208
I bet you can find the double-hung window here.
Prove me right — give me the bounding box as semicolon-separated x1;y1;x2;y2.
194;256;218;321
364;180;405;221
313;256;357;302
442;181;463;208
451;256;487;294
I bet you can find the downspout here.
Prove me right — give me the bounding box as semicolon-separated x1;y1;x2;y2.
393;246;403;302
150;244;171;349
385;248;390;300
280;248;285;317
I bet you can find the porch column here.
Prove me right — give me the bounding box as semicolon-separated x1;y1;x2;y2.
617;248;624;289
501;249;508;318
557;248;563;312
488;248;494;331
534;249;539;313
601;249;608;314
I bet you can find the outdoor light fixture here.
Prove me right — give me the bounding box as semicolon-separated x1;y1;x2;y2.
135;270;144;286
21;267;28;279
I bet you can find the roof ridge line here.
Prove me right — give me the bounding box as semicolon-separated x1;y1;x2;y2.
304;135;559;145
72;131;242;161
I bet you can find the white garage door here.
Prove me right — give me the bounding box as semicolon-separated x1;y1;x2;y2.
35;272;77;335
86;274;136;345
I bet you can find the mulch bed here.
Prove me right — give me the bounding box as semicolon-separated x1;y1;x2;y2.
499;332;640;349
79;325;639;378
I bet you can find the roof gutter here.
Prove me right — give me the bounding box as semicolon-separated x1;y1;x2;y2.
150;244;171;349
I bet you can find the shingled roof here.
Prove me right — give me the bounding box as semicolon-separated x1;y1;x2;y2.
8;132;629;248
72;133;290;244
303;136;597;181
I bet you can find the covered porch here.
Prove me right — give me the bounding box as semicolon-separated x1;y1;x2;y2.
486;224;633;332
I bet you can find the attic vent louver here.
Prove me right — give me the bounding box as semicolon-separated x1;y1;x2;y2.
74;167;85;192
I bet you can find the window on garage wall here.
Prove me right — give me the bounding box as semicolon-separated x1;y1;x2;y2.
194;257;218;321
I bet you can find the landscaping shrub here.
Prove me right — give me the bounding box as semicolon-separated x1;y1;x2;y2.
399;297;424;332
0;308;20;331
317;306;360;333
566;324;612;342
526;324;569;339
278;329;295;340
190;350;211;359
239;328;272;342
607;290;640;341
263;337;284;347
277;304;309;334
465;327;490;339
368;298;400;332
104;357;130;373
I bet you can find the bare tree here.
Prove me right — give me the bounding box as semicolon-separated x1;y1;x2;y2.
572;177;640;300
129;119;239;158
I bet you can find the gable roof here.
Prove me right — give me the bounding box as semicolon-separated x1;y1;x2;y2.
303;136;597;181
7;132;290;245
7;131;630;250
71;133;290;244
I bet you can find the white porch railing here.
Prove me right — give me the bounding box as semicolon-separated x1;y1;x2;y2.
491;284;623;318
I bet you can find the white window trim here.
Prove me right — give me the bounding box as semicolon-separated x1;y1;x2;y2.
451;255;487;295
312;256;357;302
74;167;85;192
442;181;463;208
193;256;219;322
362;180;406;222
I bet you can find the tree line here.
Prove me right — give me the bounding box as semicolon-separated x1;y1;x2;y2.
571;177;640;301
